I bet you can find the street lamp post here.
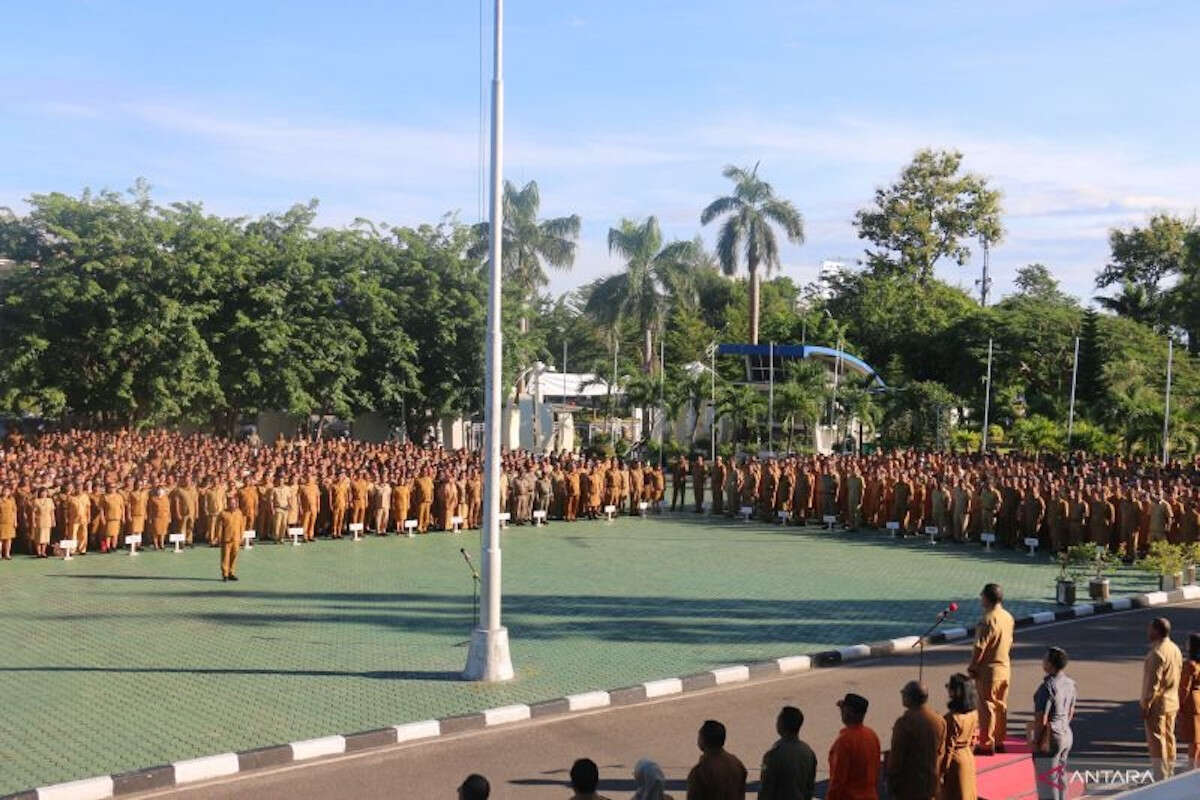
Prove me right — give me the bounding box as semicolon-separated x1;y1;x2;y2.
464;0;514;682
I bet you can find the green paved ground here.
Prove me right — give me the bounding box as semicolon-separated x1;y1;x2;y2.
0;514;1154;794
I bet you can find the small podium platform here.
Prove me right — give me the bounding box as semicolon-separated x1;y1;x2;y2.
976;737;1083;800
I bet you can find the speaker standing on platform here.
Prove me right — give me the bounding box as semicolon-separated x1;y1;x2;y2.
968;582;1014;755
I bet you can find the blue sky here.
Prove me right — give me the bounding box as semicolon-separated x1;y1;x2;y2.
2;0;1197;303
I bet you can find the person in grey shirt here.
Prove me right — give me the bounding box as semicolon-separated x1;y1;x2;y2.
758;706;817;800
1033;646;1077;800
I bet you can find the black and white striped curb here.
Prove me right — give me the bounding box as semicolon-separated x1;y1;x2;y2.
7;585;1198;800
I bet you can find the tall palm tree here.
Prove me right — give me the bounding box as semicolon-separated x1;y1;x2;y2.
469;179;581;332
585;216;700;372
1094;280;1158;327
700;163;804;344
717;384;768;448
776;359;826;452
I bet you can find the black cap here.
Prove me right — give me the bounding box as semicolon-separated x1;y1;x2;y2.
837;693;869;716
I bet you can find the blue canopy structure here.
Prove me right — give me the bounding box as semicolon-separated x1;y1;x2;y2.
716;343;886;388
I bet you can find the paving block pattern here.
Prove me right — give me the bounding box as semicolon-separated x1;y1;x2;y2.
0;515;1156;796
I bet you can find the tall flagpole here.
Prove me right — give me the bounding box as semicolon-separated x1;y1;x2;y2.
768;341;774;454
981;338;993;454
1163;337;1174;466
1066;336;1079;448
464;0;514;682
658;331;665;469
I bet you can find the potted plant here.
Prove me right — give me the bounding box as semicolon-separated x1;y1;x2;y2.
1137;541;1187;592
1068;543;1119;601
1055;549;1083;606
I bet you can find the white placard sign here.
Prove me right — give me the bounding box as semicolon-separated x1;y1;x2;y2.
452;515;464;531
169;533;185;553
1024;537;1040;556
404;519;417;537
242;530;256;549
288;526;304;546
530;511;544;527
981;532;996;551
125;534;142;555
59;539;77;561
604;504;616;521
739;505;754;521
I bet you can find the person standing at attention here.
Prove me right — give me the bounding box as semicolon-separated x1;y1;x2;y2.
1141;616;1182;780
968;582;1014;755
827;693;880;800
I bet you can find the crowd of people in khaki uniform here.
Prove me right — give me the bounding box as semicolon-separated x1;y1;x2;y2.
669;450;1200;556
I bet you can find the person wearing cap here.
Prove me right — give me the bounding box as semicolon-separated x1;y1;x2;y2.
827;693;880;800
968;582;1014;755
758;705;816;800
886;681;946;800
686;719;747;800
1141;616;1182;780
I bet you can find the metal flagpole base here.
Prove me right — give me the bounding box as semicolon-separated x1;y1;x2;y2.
463;626;514;682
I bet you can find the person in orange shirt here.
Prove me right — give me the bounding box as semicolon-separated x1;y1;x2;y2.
391;472;411;533
414;467;434;533
350;473;370;528
217;495;244;581
827;693;881;800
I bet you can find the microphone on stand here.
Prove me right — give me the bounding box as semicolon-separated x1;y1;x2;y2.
913;601;959;683
460;547;480;581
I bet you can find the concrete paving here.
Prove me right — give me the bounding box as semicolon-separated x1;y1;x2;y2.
130;600;1200;799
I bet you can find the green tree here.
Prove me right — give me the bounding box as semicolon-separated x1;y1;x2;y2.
700;163;805;345
585;216;701;372
853;148;1003;283
469;180;580;333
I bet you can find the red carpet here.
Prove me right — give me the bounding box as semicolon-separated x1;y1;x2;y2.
975;737;1084;800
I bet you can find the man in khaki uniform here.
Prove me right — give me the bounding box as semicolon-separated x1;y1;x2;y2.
268;478;291;543
1141;616;1183;780
217;496;244;581
968;582;1014;754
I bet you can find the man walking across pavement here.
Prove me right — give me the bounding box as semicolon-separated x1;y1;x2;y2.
687;719;747;800
758;705;816;800
968;582;1014;755
886;681;946;800
1141;616;1182;780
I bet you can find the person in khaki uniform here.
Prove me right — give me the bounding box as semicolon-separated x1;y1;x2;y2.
391;473;412;532
300;476;321;541
1141;616;1183;780
268;478;291;543
125;480;149;541
66;483;91;554
887;681;947;800
147;486;171;549
0;483;17;560
101;484;126;552
236;480;259;537
329;474;350;537
171;477;199;546
414;467;434;533
217;496;244;581
32;486;56;558
968;582;1014;754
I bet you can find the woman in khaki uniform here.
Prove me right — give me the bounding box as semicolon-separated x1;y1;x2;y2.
0;484;17;559
147;486;171;549
940;673;978;800
32;487;55;558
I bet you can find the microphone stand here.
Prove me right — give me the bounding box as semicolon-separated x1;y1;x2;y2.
460;548;480;628
912;610;952;684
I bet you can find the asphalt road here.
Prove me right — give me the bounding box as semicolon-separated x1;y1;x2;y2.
133;601;1200;800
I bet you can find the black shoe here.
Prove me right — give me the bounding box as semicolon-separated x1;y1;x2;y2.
229;575;239;581
995;743;1007;754
222;576;227;582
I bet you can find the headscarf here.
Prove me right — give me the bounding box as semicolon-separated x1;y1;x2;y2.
633;758;667;800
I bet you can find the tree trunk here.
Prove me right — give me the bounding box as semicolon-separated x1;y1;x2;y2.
643;327;654;374
749;267;761;345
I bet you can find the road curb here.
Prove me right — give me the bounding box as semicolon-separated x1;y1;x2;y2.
6;585;1197;799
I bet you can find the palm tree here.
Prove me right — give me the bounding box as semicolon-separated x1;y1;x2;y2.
717;384;768;448
776;359;826;452
585;216;700;372
700;163;804;344
469;180;581;332
1094;280;1158;327
838;382;883;452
